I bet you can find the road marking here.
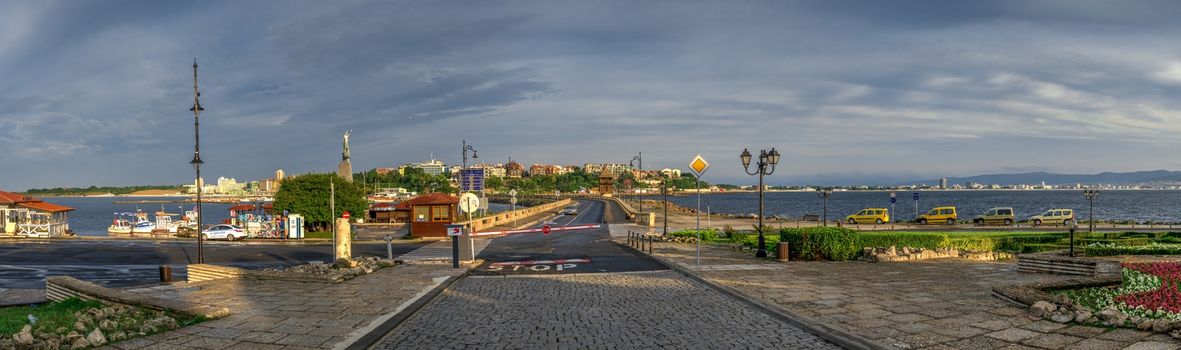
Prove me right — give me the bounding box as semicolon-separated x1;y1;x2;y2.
489;258;591;266
472;225;600;237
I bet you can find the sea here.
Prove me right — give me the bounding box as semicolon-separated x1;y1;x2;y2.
48;196;514;237
660;190;1181;223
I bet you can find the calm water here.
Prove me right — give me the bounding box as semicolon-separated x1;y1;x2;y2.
50;196;513;237
662;190;1181;223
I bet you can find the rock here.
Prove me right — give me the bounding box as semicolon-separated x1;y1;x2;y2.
64;331;81;343
901;246;912;255
73;321;87;333
1154;319;1173;332
69;337;90;350
1030;301;1056;318
1137;319;1155;331
110;331;127;342
1171;329;1181;339
886;246;897;256
86;328;106;346
41;338;61;350
99;319;118;331
1074;310;1093;323
862;247;873;257
12;325;34;345
1049;311;1074;323
1053;294;1072;305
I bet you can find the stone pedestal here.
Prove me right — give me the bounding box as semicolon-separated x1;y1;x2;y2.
459;234;475;261
636;212;656;226
334;218;352;262
337;159;353;182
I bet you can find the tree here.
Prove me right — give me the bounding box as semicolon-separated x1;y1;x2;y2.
273;173;368;231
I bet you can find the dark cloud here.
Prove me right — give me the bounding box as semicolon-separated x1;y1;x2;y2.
3;1;1181;190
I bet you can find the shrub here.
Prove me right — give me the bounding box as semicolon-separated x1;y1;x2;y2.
779;227;860;261
670;229;719;242
858;232;948;250
948;237;995;251
1086;243;1181;256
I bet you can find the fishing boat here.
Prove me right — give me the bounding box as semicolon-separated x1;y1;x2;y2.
107;213;134;235
152;211;181;235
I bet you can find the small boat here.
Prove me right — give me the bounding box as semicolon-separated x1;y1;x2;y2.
108;215;133;235
130;220;155;235
153;211;180;234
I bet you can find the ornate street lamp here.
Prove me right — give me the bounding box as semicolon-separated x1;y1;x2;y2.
816;187;833;227
740;147;780;258
461;140;478;169
1083;188;1099;234
189;59;205;264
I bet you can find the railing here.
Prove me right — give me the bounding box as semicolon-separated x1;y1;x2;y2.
16;222;68;237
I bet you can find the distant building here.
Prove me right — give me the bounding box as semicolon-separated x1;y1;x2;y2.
0;190;75;237
275;169;285;181
375;167;397;176
504;161;525;178
938;178;948;189
471;163;506;178
584;163;631;176
528;164;568;176
660;168;682;178
400;159;447;176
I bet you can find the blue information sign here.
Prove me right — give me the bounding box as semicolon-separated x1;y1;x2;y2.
460;169;485;192
890;197;896;204
912;192;919;201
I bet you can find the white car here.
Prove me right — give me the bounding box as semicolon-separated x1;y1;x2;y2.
201;224;245;241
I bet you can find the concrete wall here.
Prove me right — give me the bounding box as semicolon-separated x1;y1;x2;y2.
459;198;574;232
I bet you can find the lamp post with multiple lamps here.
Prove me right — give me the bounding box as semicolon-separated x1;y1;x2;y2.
740;147;780;258
630;152;642;213
189;59;205;264
1084;188;1099;234
816;187;833;227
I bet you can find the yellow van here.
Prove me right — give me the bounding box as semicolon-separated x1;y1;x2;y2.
918;206;957;225
1029;209;1074;226
846;208;890;224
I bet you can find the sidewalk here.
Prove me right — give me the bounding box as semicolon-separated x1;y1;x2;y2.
100;264;467;350
641;241;1178;350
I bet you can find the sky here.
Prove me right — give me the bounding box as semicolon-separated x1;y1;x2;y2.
4;0;1181;190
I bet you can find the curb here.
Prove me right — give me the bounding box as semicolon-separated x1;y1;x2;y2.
338;269;470;350
612;240;894;350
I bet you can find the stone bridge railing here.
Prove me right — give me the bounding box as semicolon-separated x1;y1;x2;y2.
458;198;574;232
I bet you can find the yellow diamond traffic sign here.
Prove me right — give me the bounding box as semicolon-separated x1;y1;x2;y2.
689;154;709;176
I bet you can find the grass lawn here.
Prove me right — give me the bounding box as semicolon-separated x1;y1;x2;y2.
0;298;104;335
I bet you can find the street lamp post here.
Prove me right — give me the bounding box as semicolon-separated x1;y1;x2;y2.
740;147;781;258
630;152;642;213
189;59;205;264
461;140;478;218
662;175;669;236
816;187;832;227
1083;189;1099;234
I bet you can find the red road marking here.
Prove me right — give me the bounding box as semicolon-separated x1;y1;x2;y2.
490;258;592;267
472;224;600;237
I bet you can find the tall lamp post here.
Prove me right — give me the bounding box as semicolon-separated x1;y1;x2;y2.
189;59;205;264
630;152;642;213
816;187;832;227
662;175;669;236
1083;188;1099;234
740;147;780;258
461;140;478;217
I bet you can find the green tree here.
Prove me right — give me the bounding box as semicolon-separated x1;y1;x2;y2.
273;173;368;231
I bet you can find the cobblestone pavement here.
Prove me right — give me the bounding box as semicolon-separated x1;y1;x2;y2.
375;271;840;349
97;263;465;350
649;241;1181;350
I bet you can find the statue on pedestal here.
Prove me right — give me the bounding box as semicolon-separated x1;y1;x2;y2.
337;130;353;182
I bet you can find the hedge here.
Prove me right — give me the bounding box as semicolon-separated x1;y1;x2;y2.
779;227;860;261
858;232;948;250
1085;244;1181;256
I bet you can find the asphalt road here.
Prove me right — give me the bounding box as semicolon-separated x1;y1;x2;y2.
471;199;666;276
0;240;427;288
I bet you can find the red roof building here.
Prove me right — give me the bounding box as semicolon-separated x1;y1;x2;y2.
400;193;459;238
0;190;75;237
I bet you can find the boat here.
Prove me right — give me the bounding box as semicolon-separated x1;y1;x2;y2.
152;211;181;234
107;214;133;235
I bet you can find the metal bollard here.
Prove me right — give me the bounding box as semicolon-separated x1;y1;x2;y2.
159;265;172;283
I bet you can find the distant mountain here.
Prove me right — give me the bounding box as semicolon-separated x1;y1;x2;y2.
910;170;1181;186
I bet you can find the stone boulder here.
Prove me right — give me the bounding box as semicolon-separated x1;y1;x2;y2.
1030;301;1056;318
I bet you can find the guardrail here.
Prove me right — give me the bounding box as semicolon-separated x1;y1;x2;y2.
459;198;574;232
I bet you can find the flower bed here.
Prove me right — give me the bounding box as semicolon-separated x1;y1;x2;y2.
1054;261;1181;337
0;298;200;349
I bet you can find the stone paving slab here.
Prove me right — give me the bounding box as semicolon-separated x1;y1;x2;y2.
374;271;841;349
95;263;466;350
644;240;1179;350
0;288;45;306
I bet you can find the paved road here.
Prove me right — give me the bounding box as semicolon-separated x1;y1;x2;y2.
0;240;427;288
471;199;665;276
375;200;839;349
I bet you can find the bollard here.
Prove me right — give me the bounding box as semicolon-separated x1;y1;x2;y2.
777;242;789;262
384;234;394;260
159;265;172;283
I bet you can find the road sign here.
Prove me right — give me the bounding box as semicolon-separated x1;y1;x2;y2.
460;169;485;192
459;193;480;213
508;189;518;197
510;197;518;205
341;211;350;219
446;224;464;237
890;197;896;204
542;225;551;235
913;192;919;201
689;154;710;176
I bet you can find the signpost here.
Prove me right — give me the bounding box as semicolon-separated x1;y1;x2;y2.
459;169;485;192
446;224;464;268
542;224;551;235
689;154;710;268
890;192;896;228
913;192;920;221
509;189;519;226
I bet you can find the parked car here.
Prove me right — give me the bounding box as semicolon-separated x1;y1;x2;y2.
1029;209;1074;226
973;207;1015;226
845;208;890;224
201;224;245;241
918;206;957;225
